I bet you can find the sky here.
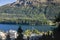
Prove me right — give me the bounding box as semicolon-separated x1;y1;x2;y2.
0;0;16;6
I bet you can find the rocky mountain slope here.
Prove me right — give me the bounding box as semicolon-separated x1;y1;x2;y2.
0;0;60;24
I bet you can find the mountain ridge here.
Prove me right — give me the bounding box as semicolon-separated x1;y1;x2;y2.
4;0;60;7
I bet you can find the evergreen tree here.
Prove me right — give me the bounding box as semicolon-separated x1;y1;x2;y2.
15;26;24;40
53;12;60;40
6;33;11;40
55;12;60;22
17;26;23;34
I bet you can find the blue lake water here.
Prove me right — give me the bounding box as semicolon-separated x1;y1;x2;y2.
0;24;56;32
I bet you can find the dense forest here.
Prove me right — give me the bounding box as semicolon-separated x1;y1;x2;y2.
0;0;60;25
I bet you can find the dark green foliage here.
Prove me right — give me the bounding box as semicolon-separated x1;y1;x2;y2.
53;12;60;40
15;34;24;40
0;1;60;25
6;33;11;40
55;12;60;22
0;5;49;25
53;24;60;40
0;4;60;20
38;11;60;40
39;32;53;40
17;26;23;34
15;26;24;40
27;36;29;40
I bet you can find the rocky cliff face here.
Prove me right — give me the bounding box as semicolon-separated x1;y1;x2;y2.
8;0;60;7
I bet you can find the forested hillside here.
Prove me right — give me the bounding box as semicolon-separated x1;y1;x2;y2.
0;0;60;25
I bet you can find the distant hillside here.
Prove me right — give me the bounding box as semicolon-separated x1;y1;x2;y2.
0;0;60;25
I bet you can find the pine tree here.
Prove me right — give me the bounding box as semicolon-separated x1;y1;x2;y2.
15;26;24;40
53;12;60;40
6;33;11;40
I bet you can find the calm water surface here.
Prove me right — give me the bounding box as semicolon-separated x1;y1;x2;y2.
0;24;56;32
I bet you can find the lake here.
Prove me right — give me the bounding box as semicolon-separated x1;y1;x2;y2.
0;24;56;32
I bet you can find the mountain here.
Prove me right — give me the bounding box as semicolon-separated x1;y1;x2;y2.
0;0;60;25
3;0;60;7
